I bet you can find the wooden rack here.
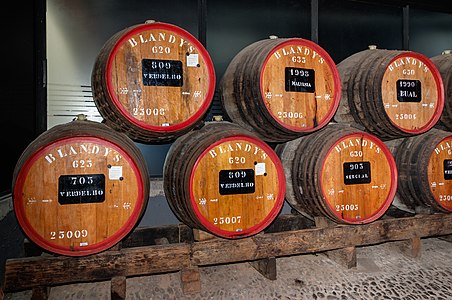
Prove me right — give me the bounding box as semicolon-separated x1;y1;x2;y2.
1;209;452;300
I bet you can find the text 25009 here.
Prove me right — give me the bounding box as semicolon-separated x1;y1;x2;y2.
50;229;88;240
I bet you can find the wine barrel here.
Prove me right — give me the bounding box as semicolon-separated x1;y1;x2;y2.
275;123;397;224
431;50;452;131
12;116;150;256
163;121;285;238
334;46;444;141
91;20;215;143
220;36;341;143
386;128;452;213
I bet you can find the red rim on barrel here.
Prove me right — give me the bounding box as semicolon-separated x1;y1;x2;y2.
220;37;341;143
12;119;149;256
163;121;286;238
335;47;444;140
276;123;397;224
92;21;216;143
389;128;452;213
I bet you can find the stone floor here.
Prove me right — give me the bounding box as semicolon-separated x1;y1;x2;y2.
4;237;452;300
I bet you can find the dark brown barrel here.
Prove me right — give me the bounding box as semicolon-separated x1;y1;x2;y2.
275;123;397;224
220;36;341;143
91;20;216;143
163;121;285;238
386;128;452;213
431;50;452;131
335;46;445;140
12;117;150;256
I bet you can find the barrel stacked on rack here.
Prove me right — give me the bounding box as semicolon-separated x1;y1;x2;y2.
91;20;216;144
276;123;398;224
334;46;444;140
163;122;286;239
12;117;150;256
220;36;341;143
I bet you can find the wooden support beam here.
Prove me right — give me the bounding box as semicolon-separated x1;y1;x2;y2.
31;286;49;300
3;213;452;293
399;237;422;258
249;257;277;280
4;244;191;292
180;267;201;295
189;214;451;266
324;247;357;269
192;229;216;241
111;276;126;300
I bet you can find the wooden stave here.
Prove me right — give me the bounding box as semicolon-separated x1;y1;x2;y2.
220;39;289;141
336;48;444;141
91;22;215;144
163;121;286;238
337;49;405;139
12;119;150;256
277;124;359;222
389;128;452;213
276;123;397;224
220;37;341;143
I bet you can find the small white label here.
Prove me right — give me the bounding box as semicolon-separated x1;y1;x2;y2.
109;166;123;180
187;54;199;67
80;242;89;247
255;163;266;176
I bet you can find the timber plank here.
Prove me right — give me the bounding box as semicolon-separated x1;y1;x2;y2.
3;213;452;293
190;214;452;265
4;244;191;291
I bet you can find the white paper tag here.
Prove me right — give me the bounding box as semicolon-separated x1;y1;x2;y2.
109;166;123;180
255;163;266;176
187;54;199;67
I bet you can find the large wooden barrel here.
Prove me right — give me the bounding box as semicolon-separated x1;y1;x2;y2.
335;46;444;141
163;121;285;238
431;50;452;131
12;117;150;256
275;123;397;224
91;20;216;143
220;36;341;143
385;128;452;213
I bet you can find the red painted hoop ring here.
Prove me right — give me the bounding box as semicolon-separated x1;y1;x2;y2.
188;135;286;238
105;22;216;133
13;136;146;256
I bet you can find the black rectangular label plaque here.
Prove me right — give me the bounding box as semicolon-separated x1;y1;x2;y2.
142;59;183;87
343;161;371;185
58;174;105;205
219;169;255;195
396;79;421;102
285;67;315;93
444;160;452;180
